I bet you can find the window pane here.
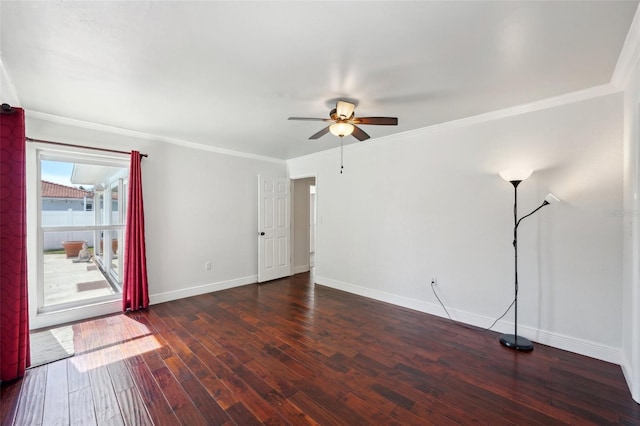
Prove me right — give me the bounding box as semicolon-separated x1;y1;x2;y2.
39;154;128;312
43;231;120;308
40;159;127;225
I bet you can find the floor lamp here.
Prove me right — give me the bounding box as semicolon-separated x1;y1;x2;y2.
499;169;559;351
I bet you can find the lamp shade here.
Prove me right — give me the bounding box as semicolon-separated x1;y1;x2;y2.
499;169;533;182
336;101;355;119
544;193;560;204
330;122;354;137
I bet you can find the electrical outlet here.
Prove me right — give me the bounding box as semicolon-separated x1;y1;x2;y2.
205;261;212;271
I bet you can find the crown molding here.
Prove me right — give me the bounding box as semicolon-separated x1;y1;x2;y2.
383;84;619;142
612;3;640;89
294;83;620;163
25;110;285;165
289;83;621;164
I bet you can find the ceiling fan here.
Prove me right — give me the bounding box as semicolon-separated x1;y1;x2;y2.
288;100;398;141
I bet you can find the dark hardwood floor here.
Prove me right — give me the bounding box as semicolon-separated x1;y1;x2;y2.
2;272;639;425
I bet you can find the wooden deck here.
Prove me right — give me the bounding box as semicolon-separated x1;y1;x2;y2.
2;272;639;425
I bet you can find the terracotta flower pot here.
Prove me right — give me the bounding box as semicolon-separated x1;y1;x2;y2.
61;241;85;258
99;239;118;255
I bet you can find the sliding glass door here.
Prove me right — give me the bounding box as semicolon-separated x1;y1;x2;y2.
38;150;129;313
93;178;126;287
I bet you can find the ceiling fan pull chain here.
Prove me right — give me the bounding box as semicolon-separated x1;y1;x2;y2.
340;136;344;174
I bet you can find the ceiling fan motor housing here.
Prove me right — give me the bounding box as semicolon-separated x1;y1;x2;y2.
330;108;354;121
288;99;398;141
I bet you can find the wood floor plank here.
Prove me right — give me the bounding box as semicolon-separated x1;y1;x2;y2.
67;355;91;393
88;366;124;425
69;387;97;426
115;387;153;426
161;352;231;425
42;359;69;425
225;401;263;426
11;367;47;426
3;272;640;425
147;361;208;426
0;378;22;426
288;391;347;425
107;360;134;394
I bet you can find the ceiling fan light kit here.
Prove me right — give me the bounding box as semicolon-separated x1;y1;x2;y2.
288;99;398;142
335;100;355;120
289;99;398;172
329;122;354;137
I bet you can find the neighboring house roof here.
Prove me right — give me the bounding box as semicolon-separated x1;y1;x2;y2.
42;180;93;199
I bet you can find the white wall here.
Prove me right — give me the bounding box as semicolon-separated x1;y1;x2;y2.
144;142;284;297
26;116;286;328
622;48;640;403
289;92;623;362
0;57;20;106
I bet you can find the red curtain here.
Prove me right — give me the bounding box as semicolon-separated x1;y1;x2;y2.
122;151;149;311
0;107;30;381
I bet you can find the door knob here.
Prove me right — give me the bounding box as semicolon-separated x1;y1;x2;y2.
260;232;265;236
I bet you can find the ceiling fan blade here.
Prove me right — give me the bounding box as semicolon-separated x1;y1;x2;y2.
309;126;331;140
351;126;370;141
288;117;333;122
352;117;398;125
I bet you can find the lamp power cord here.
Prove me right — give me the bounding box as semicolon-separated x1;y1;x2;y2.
430;281;515;332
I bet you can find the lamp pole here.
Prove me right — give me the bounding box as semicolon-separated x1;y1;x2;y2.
498;169;559;352
500;179;534;351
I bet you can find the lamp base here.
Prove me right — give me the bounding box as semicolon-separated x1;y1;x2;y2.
499;334;534;351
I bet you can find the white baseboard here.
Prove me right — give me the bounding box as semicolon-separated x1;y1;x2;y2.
293;265;310;274
31;275;258;330
315;275;622;365
530;328;620;365
621;351;640;404
149;275;257;305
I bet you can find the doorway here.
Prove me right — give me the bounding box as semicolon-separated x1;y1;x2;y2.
309;183;316;268
292;177;316;274
32;148;129;328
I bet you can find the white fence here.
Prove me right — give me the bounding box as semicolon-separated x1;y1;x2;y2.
42;210;117;251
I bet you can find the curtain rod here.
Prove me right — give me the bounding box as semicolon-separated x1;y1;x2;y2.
26;137;148;158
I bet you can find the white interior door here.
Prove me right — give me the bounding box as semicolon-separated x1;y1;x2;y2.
258;176;291;282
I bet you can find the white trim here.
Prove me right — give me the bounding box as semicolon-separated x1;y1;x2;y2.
530;329;620;366
407;85;619;136
30;299;121;330
25;110;285;165
621;351;640;403
149;275;257;305
289;84;621;164
612;4;640;89
288;171;318;181
315;275;621;365
22;84;618;167
30;275;258;329
293;265;310;274
42;225;124;233
289;173;318;279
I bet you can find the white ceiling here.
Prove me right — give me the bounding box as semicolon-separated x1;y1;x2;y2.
1;1;637;160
